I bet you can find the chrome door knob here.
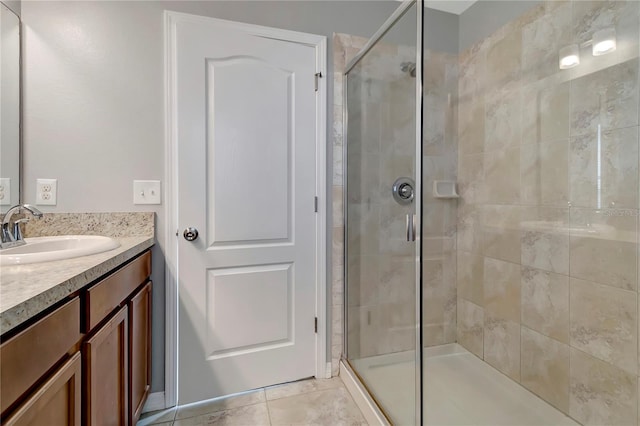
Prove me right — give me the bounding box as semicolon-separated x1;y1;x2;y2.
183;227;199;241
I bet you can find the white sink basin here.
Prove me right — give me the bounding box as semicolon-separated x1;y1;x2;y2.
0;235;121;266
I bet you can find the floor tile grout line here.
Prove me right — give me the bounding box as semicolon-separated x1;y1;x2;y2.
265;396;274;426
265;383;346;402
173;401;270;423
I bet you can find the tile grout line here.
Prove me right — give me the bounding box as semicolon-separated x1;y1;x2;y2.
265;383;346;403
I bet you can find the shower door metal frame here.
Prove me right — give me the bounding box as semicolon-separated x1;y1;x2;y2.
342;1;423;423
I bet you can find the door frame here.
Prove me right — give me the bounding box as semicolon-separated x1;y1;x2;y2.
163;11;328;408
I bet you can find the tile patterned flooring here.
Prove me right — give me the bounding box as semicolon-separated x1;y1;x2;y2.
138;378;367;426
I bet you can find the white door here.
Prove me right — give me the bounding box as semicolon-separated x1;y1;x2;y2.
174;18;320;404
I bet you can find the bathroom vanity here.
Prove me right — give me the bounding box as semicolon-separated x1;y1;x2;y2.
0;225;154;426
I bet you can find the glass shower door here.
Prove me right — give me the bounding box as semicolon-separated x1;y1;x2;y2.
343;1;422;424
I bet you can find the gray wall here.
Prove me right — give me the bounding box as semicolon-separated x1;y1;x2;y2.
2;0;20;16
425;7;459;54
21;0;402;395
459;0;540;51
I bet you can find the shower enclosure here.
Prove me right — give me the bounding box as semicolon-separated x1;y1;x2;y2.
342;0;640;424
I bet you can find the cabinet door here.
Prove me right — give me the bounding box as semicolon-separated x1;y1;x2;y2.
129;281;152;424
3;352;81;426
0;297;81;417
84;306;129;426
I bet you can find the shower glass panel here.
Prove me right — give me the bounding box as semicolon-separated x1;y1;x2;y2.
344;2;422;424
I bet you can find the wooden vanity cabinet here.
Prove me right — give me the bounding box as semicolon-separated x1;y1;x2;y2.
0;249;153;426
83;251;152;426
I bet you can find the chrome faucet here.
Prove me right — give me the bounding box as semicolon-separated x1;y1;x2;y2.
1;204;43;249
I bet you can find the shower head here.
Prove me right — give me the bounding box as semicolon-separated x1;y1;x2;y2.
401;61;416;78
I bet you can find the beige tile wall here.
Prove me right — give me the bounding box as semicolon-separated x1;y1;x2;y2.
456;1;640;424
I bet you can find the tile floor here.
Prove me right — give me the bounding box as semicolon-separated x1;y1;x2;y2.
138;377;367;426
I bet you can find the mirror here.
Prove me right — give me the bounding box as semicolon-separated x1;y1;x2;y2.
0;1;20;213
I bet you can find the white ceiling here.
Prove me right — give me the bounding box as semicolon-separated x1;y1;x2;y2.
424;1;477;15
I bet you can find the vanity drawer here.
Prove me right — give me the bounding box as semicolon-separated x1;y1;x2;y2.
0;297;81;416
84;251;151;332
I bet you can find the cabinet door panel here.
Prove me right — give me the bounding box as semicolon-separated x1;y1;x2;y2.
0;297;81;416
3;352;81;426
129;281;152;424
84;306;129;426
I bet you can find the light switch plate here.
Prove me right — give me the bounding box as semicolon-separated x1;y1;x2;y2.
133;180;161;205
0;178;11;205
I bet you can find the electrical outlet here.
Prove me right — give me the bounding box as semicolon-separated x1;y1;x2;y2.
133;180;161;205
36;179;57;205
0;178;11;206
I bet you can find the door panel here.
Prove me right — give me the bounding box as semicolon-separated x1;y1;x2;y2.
175;19;319;404
206;264;293;357
206;58;293;245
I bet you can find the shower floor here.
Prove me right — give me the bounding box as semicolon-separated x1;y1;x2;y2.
352;343;578;426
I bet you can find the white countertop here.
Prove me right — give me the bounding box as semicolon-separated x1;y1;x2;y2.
0;236;154;335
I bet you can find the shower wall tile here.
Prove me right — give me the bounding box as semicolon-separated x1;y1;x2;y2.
378;256;415;304
569;58;639;137
458;154;484;204
485;29;522;89
346;204;379;256
569;208;638;291
457;250;484;306
483;257;521;322
521;229;570;275
424;257;457;348
521;80;570;147
457;202;482;253
569;126;639;210
570;277;637;375
458;95;485;155
483;146;520;204
483;315;521;381
570;347;638;426
457;298;484;358
347;255;379;307
485;87;522;151
458;42;486;98
481;205;521;264
521;266;570;343
421;199;455;238
520;139;570;207
521;327;570;413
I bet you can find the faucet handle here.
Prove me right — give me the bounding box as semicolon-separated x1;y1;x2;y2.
13;218;30;241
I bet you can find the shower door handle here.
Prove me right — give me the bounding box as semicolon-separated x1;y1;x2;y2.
406;213;416;242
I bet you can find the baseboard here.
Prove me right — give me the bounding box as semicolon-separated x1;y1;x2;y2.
339;360;390;426
142;392;166;413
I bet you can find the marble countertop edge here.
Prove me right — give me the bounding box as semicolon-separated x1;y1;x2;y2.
0;236;154;335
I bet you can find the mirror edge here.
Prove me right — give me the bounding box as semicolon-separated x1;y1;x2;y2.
0;0;22;210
